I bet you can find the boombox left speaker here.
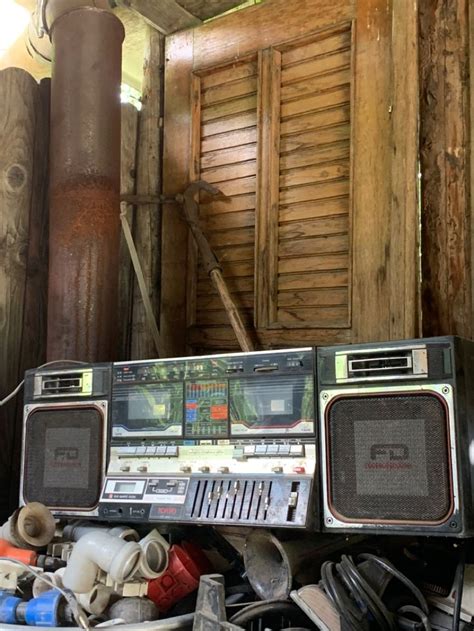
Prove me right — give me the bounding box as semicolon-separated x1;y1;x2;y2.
20;364;112;518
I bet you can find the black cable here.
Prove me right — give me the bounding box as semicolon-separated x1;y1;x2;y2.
397;605;432;631
339;555;395;631
358;553;430;615
452;546;466;631
228;600;302;627
321;560;365;631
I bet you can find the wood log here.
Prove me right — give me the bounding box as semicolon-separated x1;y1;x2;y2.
131;27;164;359
118;103;139;360
0;68;45;519
419;0;471;337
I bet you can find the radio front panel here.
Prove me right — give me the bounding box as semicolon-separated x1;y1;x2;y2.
102;348;318;529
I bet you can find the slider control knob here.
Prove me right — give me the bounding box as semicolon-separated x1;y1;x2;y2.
180;465;192;473
137;465;148;472
199;466;210;473
218;466;229;474
272;466;283;474
120;465;130;472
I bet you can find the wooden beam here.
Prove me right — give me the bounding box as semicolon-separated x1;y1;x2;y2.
419;0;471;338
116;0;201;34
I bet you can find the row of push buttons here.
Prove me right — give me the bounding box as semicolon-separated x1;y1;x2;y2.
234;444;305;457
116;446;179;457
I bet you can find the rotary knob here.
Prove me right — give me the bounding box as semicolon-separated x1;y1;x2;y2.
199;466;210;473
218;466;230;474
180;465;192;473
120;465;130;472
137;465;148;473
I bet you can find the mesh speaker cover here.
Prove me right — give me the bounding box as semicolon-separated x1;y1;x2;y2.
326;393;452;523
23;406;104;509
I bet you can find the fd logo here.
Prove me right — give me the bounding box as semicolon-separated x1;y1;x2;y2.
365;443;412;470
52;447;80;467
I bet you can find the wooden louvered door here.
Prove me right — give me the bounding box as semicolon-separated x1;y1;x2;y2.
161;0;419;356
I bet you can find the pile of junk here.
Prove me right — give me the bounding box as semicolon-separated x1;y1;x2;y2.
0;502;470;630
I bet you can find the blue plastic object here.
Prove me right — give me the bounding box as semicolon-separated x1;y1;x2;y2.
0;591;21;624
24;590;62;627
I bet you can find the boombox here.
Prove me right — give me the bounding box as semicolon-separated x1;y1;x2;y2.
19;337;474;536
318;336;474;536
20;349;318;529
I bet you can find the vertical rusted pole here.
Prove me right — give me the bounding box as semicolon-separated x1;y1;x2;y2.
47;7;124;361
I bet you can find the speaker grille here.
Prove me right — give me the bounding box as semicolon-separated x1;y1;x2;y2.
326;393;452;523
23;406;104;509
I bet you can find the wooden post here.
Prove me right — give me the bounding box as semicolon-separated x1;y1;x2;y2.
131;26;164;359
419;0;471;337
118;103;139;360
0;69;48;519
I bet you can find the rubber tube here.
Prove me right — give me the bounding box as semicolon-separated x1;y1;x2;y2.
63;522;139;542
62;531;142;593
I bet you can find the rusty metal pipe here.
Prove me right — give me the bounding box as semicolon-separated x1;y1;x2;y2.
47;7;124;361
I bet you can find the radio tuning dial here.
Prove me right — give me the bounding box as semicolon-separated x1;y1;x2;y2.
218;466;229;474
180;465;192;473
137;465;148;472
120;465;130;472
199;466;210;473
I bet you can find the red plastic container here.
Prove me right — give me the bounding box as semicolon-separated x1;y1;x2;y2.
147;544;202;611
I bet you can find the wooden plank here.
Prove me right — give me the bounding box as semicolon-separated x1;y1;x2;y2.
279;196;349;222
193;0;353;69
200;59;258;89
351;1;391;341
131;28;164;359
278;269;349;290
0;68;39;518
201;160;256;183
280;106;350;136
196;308;254;326
201;193;255;213
118;103;139;360
201;126;257;153
281;69;351;102
162;29;193;356
277;305;348;326
280;125;351;154
281;85;350;118
278;287;348;307
187;325;352;348
390;0;419;338
202;111;257;137
278;253;349;274
197;291;254;311
202;209;255;231
201;94;257;122
280;141;350;170
202;244;255;264
202;75;257;106
281;28;351;66
279;215;349;240
279;180;350;205
255;48;281;327
198;275;254;294
117;0;201;35
208;226;255;247
279;234;349;257
201;144;257;169
281;49;351;84
280;161;350;188
419;0;469;337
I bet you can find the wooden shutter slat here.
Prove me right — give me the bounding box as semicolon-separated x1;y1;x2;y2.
208;226;255;247
278;287;348;307
280;105;350;136
201;94;258;121
279;180;349;205
280;161;350;187
197;291;254;311
277;306;348;326
197;276;254;294
203;209;255;231
279;215;349;239
281;68;350;101
280;125;351;153
280;141;349;170
201;127;257;153
279;233;349;257
201;144;256;168
201;160;256;183
202;111;257;137
200;60;258;89
281;85;350;118
279;196;349;221
196;309;254;326
278;269;349;290
281;49;351;84
202;75;257;106
278;253;349;274
282;28;351;66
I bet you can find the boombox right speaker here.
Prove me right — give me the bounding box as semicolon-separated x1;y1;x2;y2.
318;336;474;536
